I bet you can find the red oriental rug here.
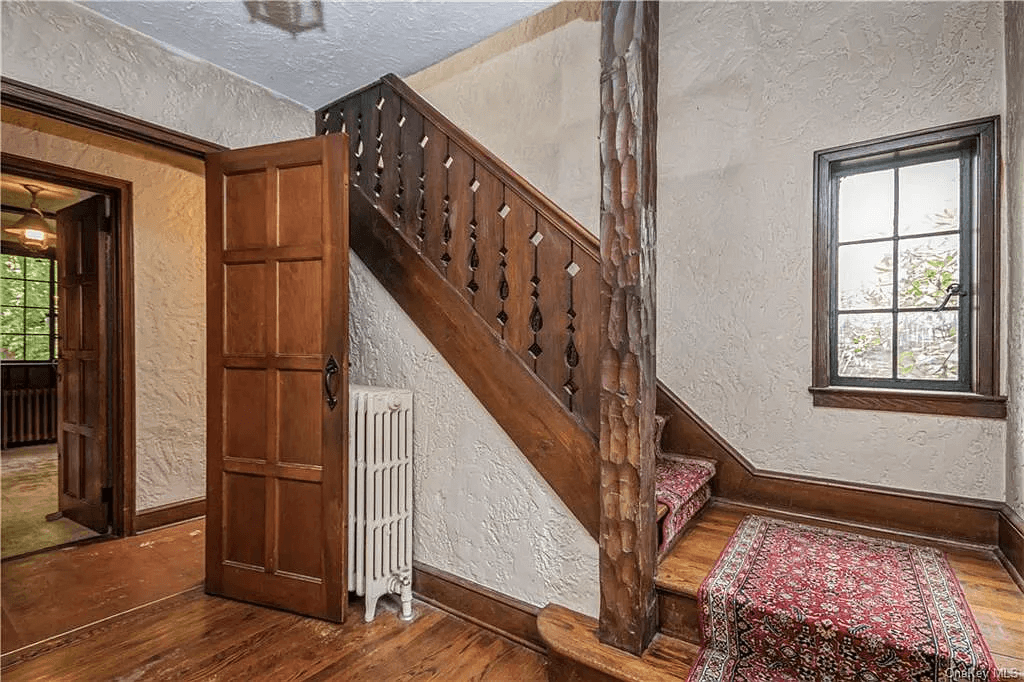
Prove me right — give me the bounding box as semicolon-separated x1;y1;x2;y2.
688;515;997;682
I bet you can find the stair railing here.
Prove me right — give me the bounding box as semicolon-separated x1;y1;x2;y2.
318;75;601;436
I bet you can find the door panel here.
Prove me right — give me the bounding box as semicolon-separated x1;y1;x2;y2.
56;195;110;534
206;134;349;622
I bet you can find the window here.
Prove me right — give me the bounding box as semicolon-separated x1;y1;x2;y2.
811;118;1004;418
1;251;57;362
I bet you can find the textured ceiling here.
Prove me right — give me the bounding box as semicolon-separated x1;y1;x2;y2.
83;1;553;109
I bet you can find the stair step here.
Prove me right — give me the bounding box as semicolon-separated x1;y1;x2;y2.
539;604;697;681
656;456;715;557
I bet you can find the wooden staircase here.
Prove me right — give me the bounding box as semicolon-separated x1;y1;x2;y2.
318;75;1024;680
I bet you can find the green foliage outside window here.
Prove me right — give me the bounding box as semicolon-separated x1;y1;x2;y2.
1;253;57;361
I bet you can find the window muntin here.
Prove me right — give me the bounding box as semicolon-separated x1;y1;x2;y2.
829;149;972;390
1;253;57;362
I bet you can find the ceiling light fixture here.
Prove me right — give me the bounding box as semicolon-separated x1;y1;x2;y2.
244;1;324;38
4;185;56;250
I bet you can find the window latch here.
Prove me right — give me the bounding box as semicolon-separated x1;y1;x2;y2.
933;282;967;312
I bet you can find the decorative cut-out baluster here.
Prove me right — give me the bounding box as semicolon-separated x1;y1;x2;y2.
416;128;427;246
373;100;384;198
496;191;510;331
564;254;581;406
394;105;405;221
440;194;452;269
354;111;363;180
528;221;544;360
466;169;481;296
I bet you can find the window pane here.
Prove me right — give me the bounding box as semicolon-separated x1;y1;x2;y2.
25;308;50;335
837;313;892;378
25;279;50;308
838;169;894;242
1;307;24;334
897;311;958;380
2;255;24;278
1;333;25;360
1;279;25;307
25;335;50;361
838;242;893;310
897;234;959;309
24;257;50;282
898;159;959;236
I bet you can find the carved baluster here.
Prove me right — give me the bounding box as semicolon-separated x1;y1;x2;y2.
467;163;480;298
373;92;384;199
536;219;572;404
440;142;452;274
472;167;504;332
416;118;428;247
394;102;406;223
421;122;446;270
597;0;659;655
527;216;544;369
573;249;601;435
502;190;533;363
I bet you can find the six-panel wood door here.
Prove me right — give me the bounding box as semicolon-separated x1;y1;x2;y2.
56;195;110;534
205;134;349;621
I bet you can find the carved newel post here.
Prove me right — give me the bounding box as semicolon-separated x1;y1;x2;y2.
597;0;659;656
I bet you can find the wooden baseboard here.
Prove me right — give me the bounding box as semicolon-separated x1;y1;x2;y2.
133;497;205;533
656;381;1010;549
999;505;1024;591
412;561;543;653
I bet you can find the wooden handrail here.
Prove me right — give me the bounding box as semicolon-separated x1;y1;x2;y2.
379;75;600;261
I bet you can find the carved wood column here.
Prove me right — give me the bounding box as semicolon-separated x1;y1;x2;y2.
597;0;659;655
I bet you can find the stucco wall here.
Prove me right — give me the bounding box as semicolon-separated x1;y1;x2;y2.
1005;1;1024;519
407;2;601;236
349;256;599;615
409;2;1013;503
2;1;312;510
658;2;1007;502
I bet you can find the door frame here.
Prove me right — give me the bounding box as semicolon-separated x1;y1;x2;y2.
1;152;136;536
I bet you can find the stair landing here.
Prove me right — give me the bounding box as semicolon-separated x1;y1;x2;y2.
657;502;1024;678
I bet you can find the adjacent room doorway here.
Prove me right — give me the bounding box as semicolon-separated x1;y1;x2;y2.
1;156;135;559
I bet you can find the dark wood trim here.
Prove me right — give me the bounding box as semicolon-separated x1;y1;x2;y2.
134;497;206;533
411;562;543;653
999;505;1024;592
1;78;226;159
322;75;599;258
809;386;1006;418
1;153;136;537
349;185;600;538
656;380;1006;547
596;0;659;655
811;116;1001;409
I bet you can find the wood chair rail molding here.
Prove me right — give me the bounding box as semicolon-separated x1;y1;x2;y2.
655;380;1024;580
1;78;226;158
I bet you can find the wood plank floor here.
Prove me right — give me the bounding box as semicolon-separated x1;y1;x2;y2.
2;518;205;654
657;503;1024;677
2;518;546;680
2;589;547;681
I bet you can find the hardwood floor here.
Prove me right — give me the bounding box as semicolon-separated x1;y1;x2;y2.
1;518;546;680
657;503;1024;677
2;518;205;655
3;588;547;681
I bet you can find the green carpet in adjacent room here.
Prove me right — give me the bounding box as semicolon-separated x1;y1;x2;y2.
2;444;99;559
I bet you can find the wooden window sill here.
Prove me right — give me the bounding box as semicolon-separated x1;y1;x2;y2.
809;386;1006;419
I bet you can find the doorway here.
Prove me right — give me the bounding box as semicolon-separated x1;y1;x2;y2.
1;155;135;559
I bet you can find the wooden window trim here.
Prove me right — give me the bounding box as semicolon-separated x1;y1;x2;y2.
811;117;1003;418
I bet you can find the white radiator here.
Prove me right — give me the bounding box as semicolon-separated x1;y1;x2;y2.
348;385;414;622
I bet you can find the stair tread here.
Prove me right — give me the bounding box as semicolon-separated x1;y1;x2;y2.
655;457;715;502
539;604;697;681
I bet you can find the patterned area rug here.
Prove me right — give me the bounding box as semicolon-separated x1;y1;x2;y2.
688;515;997;682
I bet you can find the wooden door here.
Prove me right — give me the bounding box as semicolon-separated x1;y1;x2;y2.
205;134;349;621
56;195;110;534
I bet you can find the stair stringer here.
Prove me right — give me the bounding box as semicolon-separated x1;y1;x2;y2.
350;185;601;540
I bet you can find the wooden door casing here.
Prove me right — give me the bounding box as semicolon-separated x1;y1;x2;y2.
56;194;110;534
205;135;349;621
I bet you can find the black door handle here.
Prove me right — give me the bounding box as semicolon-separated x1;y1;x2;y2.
323;355;340;411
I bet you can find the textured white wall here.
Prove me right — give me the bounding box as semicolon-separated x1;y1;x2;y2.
1004;2;1024;519
349;256;599;615
657;2;1007;501
1;1;312;510
407;4;600;235
409;2;1012;503
1;1;311;149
